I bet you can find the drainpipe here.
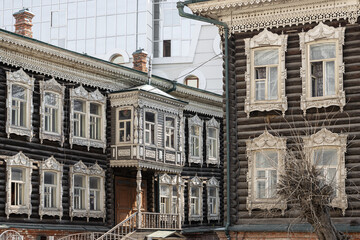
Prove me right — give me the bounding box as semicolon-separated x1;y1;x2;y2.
177;2;231;239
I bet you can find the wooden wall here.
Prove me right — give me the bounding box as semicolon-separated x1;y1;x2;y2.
0;64;113;227
228;19;360;226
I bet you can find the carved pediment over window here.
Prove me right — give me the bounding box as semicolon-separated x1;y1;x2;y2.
89;163;105;177
5;152;33;219
299;23;346;115
160;173;172;185
207;176;219;187
246;131;287;215
303;128;347;215
244;29;288;117
39;156;63;220
70;85;107;151
188;115;203;166
39;78;65;146
6;69;35;140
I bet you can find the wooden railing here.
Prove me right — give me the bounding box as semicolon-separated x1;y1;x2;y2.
57;232;103;240
96;212;138;240
141;212;180;230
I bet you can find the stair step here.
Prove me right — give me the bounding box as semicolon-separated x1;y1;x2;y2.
128;230;155;240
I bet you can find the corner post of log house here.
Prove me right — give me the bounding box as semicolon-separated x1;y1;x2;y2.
136;167;142;229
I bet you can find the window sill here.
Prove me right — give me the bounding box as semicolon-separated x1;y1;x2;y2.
6;125;33;140
245;98;288;118
301;91;346;115
40;131;64;146
39;207;63;220
71;136;106;152
246;197;286;216
6;205;32;219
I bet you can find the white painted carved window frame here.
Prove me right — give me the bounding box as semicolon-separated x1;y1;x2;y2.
299;22;346;115
5;152;33;219
206;177;220;222
244;29;288;117
70;85;107;152
6;69;35;140
116;107;134;144
69;161;106;222
188;176;203;222
39;156;63;220
206;117;220;167
246;130;287;216
39;78;65;146
164;114;177;151
188;115;203;166
159;173;173;213
144;108;158;146
303;128;347;215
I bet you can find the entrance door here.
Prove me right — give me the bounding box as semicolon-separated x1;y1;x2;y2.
115;176;147;223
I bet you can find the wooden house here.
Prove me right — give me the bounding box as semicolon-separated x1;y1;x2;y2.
186;0;360;239
0;9;223;240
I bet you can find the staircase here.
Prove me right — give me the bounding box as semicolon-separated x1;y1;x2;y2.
59;212;180;240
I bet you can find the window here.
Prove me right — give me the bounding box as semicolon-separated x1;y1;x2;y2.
160;184;171;214
303;128;347;215
5;152;33;219
159;174;181;214
145;111;156;145
165;117;175;149
188;176;203;222
39;156;63;220
244;29;287;117
117;108;132;143
184;76;199;88
70;86;106;151
6;69;34;140
188;115;203;166
206;117;220;166
299;22;345;115
163;40;171;57
40;79;65;145
207;177;220;221
70;161;106;221
246;131;286;216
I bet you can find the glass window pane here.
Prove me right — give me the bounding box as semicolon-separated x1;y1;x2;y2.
255;81;265;101
74;100;84;112
44;172;55;185
160;185;170;196
90;177;100;189
314;149;338;165
325;61;335;96
191;187;199;197
255;67;266;79
209;187;216;197
311;62;323;97
11;168;24;181
257;181;266;198
45;92;57;106
74;175;84;187
145;112;155;122
254;49;279;66
90;103;100;115
166;117;175;127
268;67;278;100
269;170;277;197
256;151;278;168
310;43;336;60
208;128;216;138
12;85;26;100
191;126;199;136
119;109;131;120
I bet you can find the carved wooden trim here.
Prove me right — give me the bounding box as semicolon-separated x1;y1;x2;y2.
303;128;347;215
70;86;107;151
5;152;33;219
39;78;65;146
188;115;203;166
246;130;287;215
206;177;220;222
39;156;63;220
69;161;106;222
6;69;34;141
206;117;220;167
299;22;346;115
244;29;288;117
188;176;203;222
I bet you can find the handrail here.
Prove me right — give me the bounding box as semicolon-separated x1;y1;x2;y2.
57;232;104;240
141;212;180;230
96;212;138;240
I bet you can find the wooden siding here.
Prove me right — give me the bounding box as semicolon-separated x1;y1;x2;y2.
228;19;360;226
0;65;113;227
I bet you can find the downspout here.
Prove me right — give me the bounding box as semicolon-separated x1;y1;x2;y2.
177;2;231;239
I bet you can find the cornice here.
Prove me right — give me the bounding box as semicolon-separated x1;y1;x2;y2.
109;159;183;173
189;0;360;33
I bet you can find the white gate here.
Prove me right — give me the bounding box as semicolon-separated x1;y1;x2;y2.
0;230;24;240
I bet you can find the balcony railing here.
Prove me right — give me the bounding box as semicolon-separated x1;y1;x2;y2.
96;212;138;240
58;232;104;240
141;212;180;230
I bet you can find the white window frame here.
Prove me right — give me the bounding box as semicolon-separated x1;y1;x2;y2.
206;177;220;222
244;29;288;117
188;115;203;166
188;176;203;222
69;161;106;222
299;22;345;115
159;174;183;215
206;117;220;167
116;107;133;144
40;78;65;146
144;109;157;146
164;115;177;150
303;128;347;215
70;85;106;152
159;174;172;214
6;69;34;140
5;152;33;219
39;156;63;220
246;130;286;216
